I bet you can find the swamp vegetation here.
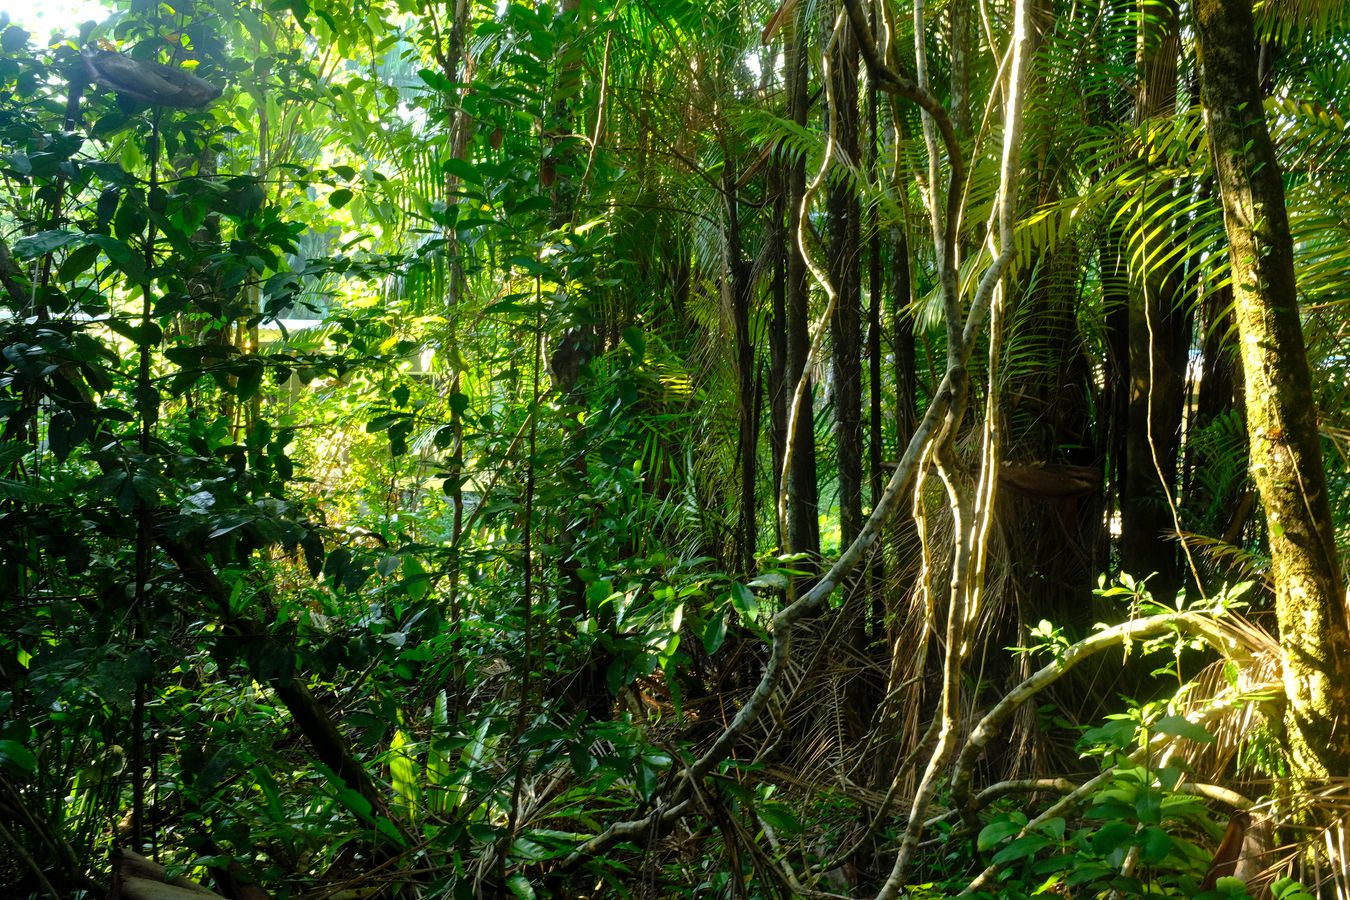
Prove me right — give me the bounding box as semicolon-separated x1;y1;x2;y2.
2;0;1350;896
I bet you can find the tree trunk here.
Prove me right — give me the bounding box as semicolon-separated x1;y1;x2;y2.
770;168;789;543
786;12;821;567
1120;0;1188;601
829;2;863;548
725;161;758;573
866;52;885;642
949;0;971;136
1196;0;1350;780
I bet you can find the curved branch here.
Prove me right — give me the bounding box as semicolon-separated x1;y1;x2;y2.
840;0;964;323
949;612;1249;816
956;691;1261;897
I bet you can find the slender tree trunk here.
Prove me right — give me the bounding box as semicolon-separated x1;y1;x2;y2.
892;224;915;445
1196;0;1350;780
866;51;886;642
1187;281;1249;557
828;0;863;551
436;0;472;708
786;14;821;566
949;0;971;137
1120;0;1188;601
770;169;789;542
725;162;758;573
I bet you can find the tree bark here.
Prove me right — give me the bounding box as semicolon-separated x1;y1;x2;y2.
1196;0;1350;780
786;12;822;566
829;3;862;553
1120;0;1188;601
949;0;971;136
725;160;758;573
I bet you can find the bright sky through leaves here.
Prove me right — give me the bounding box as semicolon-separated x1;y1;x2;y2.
0;0;109;40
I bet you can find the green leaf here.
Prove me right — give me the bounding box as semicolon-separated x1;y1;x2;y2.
1;26;30;53
442;157;481;185
113;188;148;239
0;441;29;470
978;818;1024;851
89;234;144;282
1138;824;1173;863
0;478;44;502
1079;719;1135;750
329;188;354;209
991;833;1050;865
13;230;79;258
757;802;802;834
1091;821;1136;856
747;572;788;589
0;740;36;774
468;822;498;842
570;740;594;776
1271;876;1315;899
334;785;373;820
621;325;645;359
1035;816;1066;840
730;583;758;620
96;185;121;228
506;874;536;899
402;556;429;603
1152;715;1215;744
235;359;264;401
1135;789;1163;825
702;611;727;654
58;242;101;281
417;67;455;92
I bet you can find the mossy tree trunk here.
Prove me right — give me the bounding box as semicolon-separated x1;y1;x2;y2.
1195;0;1350;780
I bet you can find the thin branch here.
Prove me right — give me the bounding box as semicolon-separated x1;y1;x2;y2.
950;611;1255;814
840;0;964;335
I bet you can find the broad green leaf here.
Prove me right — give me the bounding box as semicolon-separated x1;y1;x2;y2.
1;26;29;53
730;583;758;620
991;833;1050;865
0;442;28;470
58;243;102;281
506;874;535;899
14;230;79;258
978;818;1023;851
702;611;727;654
1138;825;1173;863
757;802;802;834
1091;821;1136;856
0;479;44;502
0;740;36;774
442;157;481;185
1152;715;1216;744
621;325;645;359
